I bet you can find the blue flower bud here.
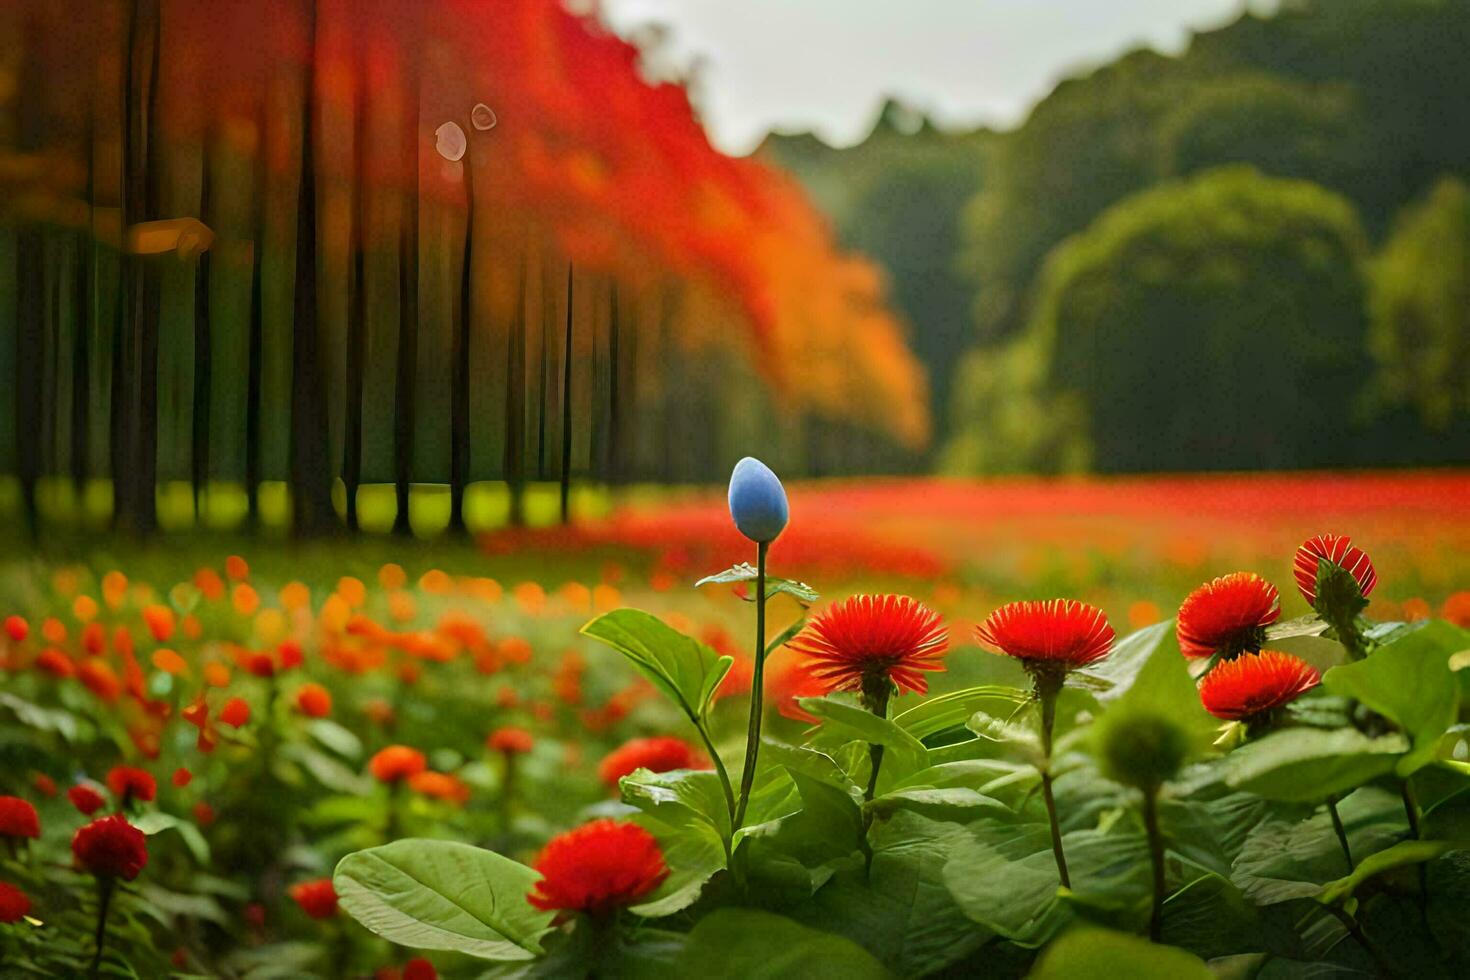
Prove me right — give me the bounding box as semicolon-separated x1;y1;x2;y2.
727;457;788;543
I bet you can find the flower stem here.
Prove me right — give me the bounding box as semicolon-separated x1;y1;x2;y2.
499;753;517;835
1327;796;1354;872
1036;673;1070;889
89;877;115;980
862;681;892;803
694;718;737;822
1142;786;1166;943
1323;904;1394;976
732;541;769;831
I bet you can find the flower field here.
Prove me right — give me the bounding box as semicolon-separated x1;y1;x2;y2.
1;468;1469;977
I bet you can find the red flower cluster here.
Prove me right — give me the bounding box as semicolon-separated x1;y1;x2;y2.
0;797;39;840
527;820;667;913
1199;650;1321;721
1294;534;1377;605
106;766;157;806
1176;572;1280;659
788;594;949;697
369;746;427;784
975;600;1114;670
289;878;339;919
597;736;705;787
72;814;149;880
487;727;535;755
0;881;29;923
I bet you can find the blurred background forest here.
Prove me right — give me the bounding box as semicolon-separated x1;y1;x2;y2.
1;0;1467;540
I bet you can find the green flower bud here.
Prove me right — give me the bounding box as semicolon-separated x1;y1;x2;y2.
1096;710;1189;791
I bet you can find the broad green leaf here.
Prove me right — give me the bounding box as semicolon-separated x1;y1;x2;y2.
892;685;1028;740
630;813;728;918
799;697;928;784
677;909;890;979
1317;839;1467;905
1224;728;1408;802
1159;873;1277;960
1322;619;1466;775
308;719;363;759
758;739;861;798
869;787;1008;822
1073;620;1173;700
334;840;552;960
132;811;211;864
582;609;733;721
1263;614;1331;642
1029;927;1211;980
967;709;1042;759
694;564;820;605
736;770;865;866
621;768;733;845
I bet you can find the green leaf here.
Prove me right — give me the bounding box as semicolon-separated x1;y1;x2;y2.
1029;927;1211;980
621;768;733;845
1317;839;1467;905
799;697;928;784
1158;873;1278;959
677;909;891;979
132;811;211;864
1224;728;1408;802
1322;619;1467;776
1073;621;1173;700
758;739;861;798
630;813;729;918
892;685;1028;740
736;770;865;865
582;609;734;722
695;564;820;605
334;840;553;961
1263;615;1331;642
765;616;808;658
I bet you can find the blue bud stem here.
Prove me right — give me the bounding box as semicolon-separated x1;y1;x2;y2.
732;541;768;831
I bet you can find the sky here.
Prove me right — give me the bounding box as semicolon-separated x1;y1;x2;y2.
599;0;1278;155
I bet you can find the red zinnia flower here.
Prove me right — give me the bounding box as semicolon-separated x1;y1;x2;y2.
172;767;193;788
487;727;534;755
787;594;949;697
4;615;28;643
1198;650;1320;721
408;771;471;806
72;814;148;880
403;959;438;980
527;820;668;913
975;599;1114;670
220;697;251;728
0;881;30;923
106;766;157;806
68;784;107;816
597;736;705;788
288;878;339;919
0;797;40;839
1176;572;1281;659
1294;534;1377;606
369;745;427;783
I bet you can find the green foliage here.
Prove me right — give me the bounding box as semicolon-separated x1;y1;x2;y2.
1224;728;1408;802
581;609;733;723
1029;927;1211;980
333;840;554;960
677;908;892;979
1369;176;1470;430
695;564;820;605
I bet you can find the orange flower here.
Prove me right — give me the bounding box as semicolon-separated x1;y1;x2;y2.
486;727;534;755
152;648;188;675
788;594;949;698
527;820;667;913
597;736;705;787
975;599;1114;671
369;745;427;784
81;622;107;655
1176;573;1280;659
295;683;333;718
1199;650;1320;721
35;647;76;677
1444;591;1470;629
142;604;176;642
3;615;28;642
220;698;251;728
78;659;123;702
1293;534;1377;606
224;555;249;581
408;771;470;806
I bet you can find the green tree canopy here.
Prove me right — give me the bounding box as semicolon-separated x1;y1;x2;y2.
947;167;1371;474
1369;176;1470;430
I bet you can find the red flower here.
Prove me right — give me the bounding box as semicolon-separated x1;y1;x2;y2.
975;599;1114;670
0;797;40;839
787;594;949;697
403;959;438;980
295;683;333;718
288;878;339;919
1176;572;1281;659
597;736;705;787
172;767;193;788
487;727;534;755
3;616;28;643
409;771;471;806
142;604;175;643
1294;534;1377;606
32;773;57;798
68;784;107;816
369;745;427;783
1198;650;1320;721
72;814;149;880
106;766;157;805
527;820;668;913
0;881;30;923
193;801;215;827
220;697;251;728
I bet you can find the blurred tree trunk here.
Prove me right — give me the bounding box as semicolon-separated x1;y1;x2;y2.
343;61;368;533
392;58;419;538
191;147;212;523
558;265;574;524
505;250;527;527
448;142;474;536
